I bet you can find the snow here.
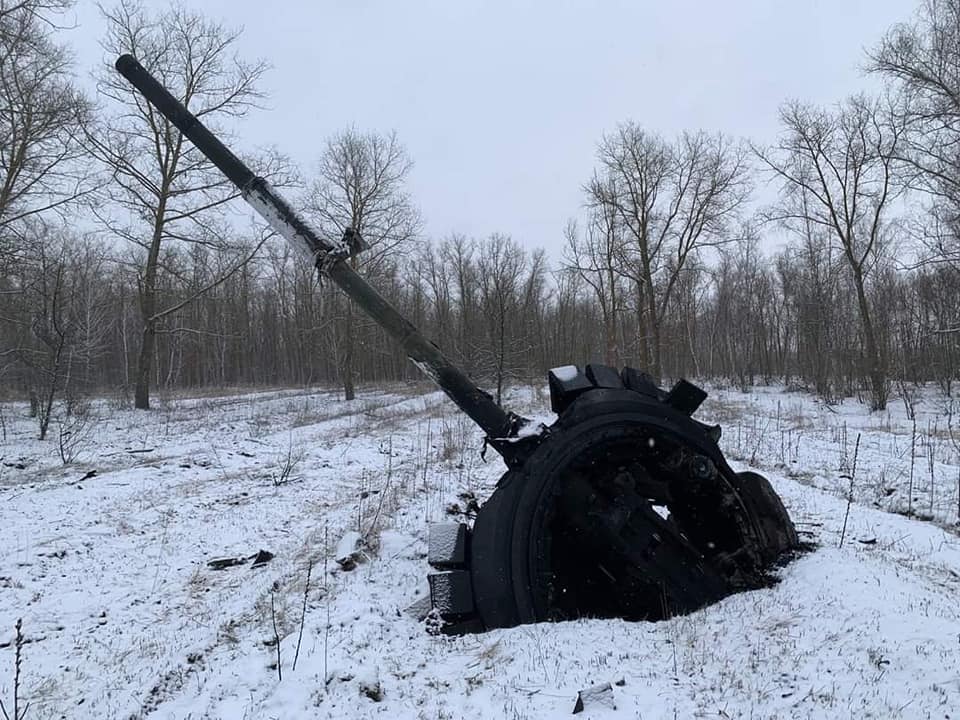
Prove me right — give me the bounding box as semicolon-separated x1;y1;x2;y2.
1;382;959;719
551;365;579;382
335;531;364;566
427;523;464;565
700;384;960;528
493;419;547;443
243;180;345;261
516;420;547;439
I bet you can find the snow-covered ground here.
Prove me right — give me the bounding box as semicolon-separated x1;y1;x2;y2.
1;381;959;719
703;384;960;529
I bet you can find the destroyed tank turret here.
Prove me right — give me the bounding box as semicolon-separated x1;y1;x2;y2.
116;54;799;635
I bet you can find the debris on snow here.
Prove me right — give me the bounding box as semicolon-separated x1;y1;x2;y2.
207;556;246;570
444;490;480;518
207;548;275;570
573;682;616;714
357;664;384;702
250;549;275;567
335;531;366;571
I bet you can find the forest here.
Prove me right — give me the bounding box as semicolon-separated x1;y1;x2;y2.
2;0;959;433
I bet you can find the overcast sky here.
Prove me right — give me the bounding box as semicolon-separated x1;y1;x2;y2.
68;0;912;257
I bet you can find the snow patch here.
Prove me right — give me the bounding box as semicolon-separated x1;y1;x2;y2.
427;523;462;564
551;364;579;382
3;383;960;719
651;504;670;520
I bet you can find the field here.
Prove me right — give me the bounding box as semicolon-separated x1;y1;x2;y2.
2;382;959;719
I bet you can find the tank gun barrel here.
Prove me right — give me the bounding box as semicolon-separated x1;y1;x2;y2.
114;54;525;460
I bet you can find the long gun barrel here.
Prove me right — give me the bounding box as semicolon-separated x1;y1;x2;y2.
114;54;526;460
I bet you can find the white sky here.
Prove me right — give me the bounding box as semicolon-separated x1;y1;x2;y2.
68;0;912;257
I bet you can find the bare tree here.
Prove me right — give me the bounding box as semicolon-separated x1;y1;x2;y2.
910;205;960;274
475;233;527;405
871;0;960;213
562;207;624;367
774;228;850;398
304;128;421;400
11;226;108;438
518;246;550;378
588;123;751;382
870;0;960;290
0;0;91;262
418;239;454;350
440;233;479;373
86;0;272;409
756;97;904;409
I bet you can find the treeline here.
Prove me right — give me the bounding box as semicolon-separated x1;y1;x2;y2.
2;0;959;433
3;226;956;408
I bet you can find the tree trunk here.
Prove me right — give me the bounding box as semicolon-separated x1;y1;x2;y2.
605;263;619;367
604;310;618;367
852;266;886;410
635;279;651;374
134;204;166;410
39;340;64;441
496;304;506;406
643;269;662;384
341;299;356;401
134;318;156;409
